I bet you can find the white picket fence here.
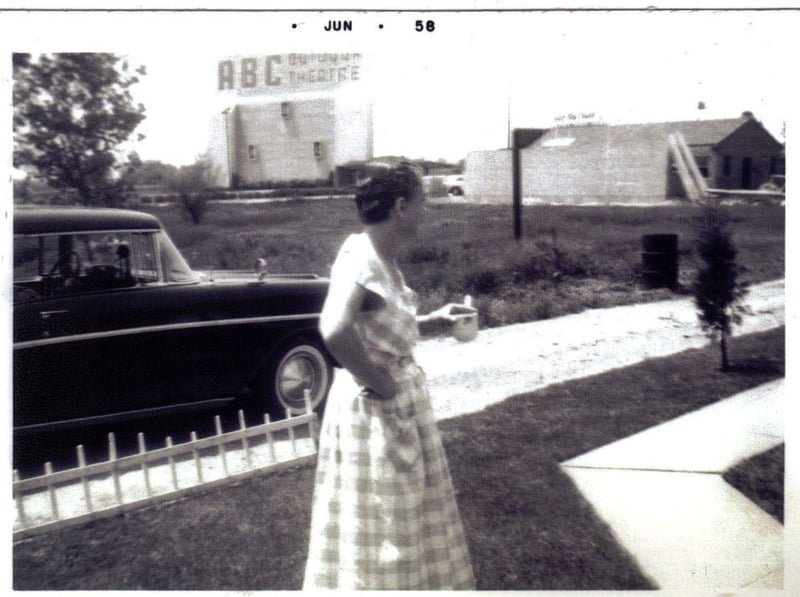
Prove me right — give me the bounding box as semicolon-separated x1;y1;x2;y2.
13;396;320;540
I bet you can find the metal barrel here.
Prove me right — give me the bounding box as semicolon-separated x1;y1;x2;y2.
641;233;679;289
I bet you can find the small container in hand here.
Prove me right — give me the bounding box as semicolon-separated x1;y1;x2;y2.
451;295;478;342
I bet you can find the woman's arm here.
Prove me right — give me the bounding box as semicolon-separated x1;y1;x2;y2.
416;303;478;336
319;282;398;400
416;312;449;336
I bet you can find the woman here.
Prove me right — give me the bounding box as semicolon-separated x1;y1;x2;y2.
303;164;476;590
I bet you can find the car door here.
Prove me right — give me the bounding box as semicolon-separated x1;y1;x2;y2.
13;230;217;433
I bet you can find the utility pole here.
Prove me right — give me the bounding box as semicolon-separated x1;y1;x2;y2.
511;128;547;239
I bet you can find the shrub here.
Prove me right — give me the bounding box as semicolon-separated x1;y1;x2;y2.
509;242;592;284
464;269;502;295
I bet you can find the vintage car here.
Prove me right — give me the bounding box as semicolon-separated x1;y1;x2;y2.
13;207;334;439
444;174;465;196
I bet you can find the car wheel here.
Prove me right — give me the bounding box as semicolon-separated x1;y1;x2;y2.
263;339;332;417
449;187;464;196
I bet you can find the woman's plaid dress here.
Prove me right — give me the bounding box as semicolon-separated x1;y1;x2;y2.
303;233;475;590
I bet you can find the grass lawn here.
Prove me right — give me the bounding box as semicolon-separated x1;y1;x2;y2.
13;327;784;590
143;200;784;327
723;444;784;524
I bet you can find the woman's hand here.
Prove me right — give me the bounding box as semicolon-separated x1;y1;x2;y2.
320;281;400;400
364;378;399;401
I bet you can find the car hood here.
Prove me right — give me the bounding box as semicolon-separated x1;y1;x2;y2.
198;270;327;284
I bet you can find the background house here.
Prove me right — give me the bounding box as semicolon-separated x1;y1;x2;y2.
465;112;785;204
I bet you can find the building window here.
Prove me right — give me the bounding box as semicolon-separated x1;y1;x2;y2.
281;102;291;118
314;142;323;159
248;144;257;161
695;156;709;178
723;155;732;177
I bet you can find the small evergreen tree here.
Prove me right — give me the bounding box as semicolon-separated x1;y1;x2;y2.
692;201;749;371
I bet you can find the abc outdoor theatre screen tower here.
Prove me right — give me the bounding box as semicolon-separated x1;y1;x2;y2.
208;54;374;188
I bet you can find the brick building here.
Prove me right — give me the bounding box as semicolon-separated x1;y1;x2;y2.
207;54;373;188
465;112;785;204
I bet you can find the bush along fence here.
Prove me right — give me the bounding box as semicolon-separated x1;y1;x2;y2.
13;393;320;540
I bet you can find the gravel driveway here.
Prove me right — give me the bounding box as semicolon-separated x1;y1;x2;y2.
416;279;785;421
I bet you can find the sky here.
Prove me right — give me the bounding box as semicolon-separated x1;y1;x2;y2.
4;9;795;168
117;10;793;167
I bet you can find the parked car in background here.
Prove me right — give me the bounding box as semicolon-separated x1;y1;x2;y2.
444;174;465;196
13;207;334;441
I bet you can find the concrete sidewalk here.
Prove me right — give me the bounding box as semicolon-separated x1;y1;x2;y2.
414;278;786;592
561;379;784;591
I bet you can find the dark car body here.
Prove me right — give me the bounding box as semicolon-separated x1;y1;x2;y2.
13;207;333;438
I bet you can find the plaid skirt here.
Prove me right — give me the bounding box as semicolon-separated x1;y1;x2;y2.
303;360;475;590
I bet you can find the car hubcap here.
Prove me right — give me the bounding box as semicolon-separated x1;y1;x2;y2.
277;350;321;412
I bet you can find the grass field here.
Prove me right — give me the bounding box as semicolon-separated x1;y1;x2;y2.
142;199;784;327
12;327;784;590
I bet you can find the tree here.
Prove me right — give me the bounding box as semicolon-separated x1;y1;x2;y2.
170;155;219;225
13;53;146;207
130;160;179;188
692;201;750;371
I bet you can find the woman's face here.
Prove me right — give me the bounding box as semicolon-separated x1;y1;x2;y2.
398;189;426;237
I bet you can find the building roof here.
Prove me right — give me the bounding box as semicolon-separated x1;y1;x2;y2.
655;117;750;146
545;114;782;150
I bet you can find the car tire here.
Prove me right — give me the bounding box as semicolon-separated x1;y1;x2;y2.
261;338;332;418
449;187;464;196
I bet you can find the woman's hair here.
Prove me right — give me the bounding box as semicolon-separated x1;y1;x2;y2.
354;162;423;224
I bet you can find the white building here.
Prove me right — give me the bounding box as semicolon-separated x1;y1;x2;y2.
207;54;373;188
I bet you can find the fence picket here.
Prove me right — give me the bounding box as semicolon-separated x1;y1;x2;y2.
166;437;178;490
14;470;27;527
45;462;59;520
215;416;229;477
304;390;318;451
109;433;123;505
191;431;203;483
238;410;252;469
264;414;276;462
77;445;94;513
287;410;298;457
14;409;318;540
138;433;152;498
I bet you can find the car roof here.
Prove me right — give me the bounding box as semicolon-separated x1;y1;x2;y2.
14;207;163;236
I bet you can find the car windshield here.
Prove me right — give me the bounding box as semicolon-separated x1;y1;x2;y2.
13;229;200;290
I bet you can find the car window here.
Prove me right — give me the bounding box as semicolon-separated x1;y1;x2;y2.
14;236;47;280
129;232;160;282
157;230;199;283
13;227;197;302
